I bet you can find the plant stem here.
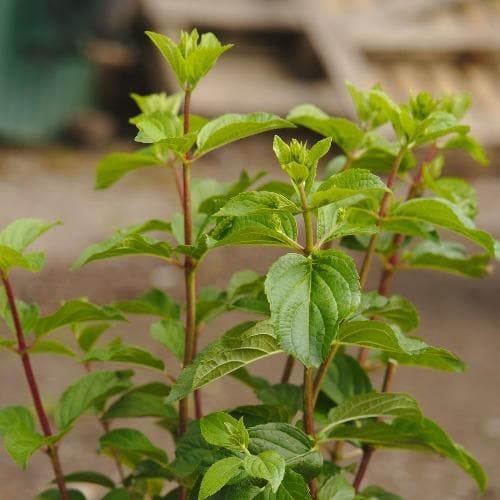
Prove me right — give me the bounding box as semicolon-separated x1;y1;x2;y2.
299;183;314;254
1;274;69;500
179;89;197;437
312;344;338;407
280;355;295;383
352;144;437;490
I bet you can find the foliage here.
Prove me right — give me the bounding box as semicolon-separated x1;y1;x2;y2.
0;28;496;500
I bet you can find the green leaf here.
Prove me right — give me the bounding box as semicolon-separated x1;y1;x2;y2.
256;384;303;417
73;323;111;352
214;192;299;218
200;412;249;452
195;113;294;158
405;240;491;278
311;169;388;209
3;422;47;468
209;213;300;250
424;175;477;218
59;470;115;489
260;469;312;499
34;300;124;337
83;339;165;371
151;318;185;361
230;405;291;427
95;147;165;189
248;423;322;480
318;474;355;500
382;346;465;373
0;218;60;251
131;91;182;116
321;392;421;435
0;246;45;274
146;29;232;90
113;288;179;319
0;291;40;334
99;428;167;463
334;320;426;354
244;450;285;492
265;250;360;367
103;390;175;420
318;207;379;244
73;230;174;268
442;134;488;165
54;370;133;429
357;486;401;500
37;489;86;500
30;339;76;357
388;198;498;256
414;111;469;145
287;104;364;153
199;457;242;500
0;406;34;437
166;321;280;403
101;489;130;500
320;353;372;405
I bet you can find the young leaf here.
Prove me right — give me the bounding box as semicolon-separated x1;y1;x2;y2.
54;370;133;429
95;147;166;190
0;291;40;334
99;428;167;463
424;175;477;218
151;318;185;361
200;411;249;452
0;218;60;251
214;192;299;218
30;339;76;357
248;423;322;480
199;457;242;500
34;300;124;337
265;250;360;367
130;91;182;116
113;288;179;319
73;323;112;352
0;406;35;436
442;134;488;165
318;474;355;500
243;450;285;492
321;392;421;434
166;321;280;403
404;240;491;278
287;104;364;153
311;168;388;209
3;422;47;468
83;340;165;371
0;246;45;274
388;198;498;256
261;469;312;499
195;113;293;158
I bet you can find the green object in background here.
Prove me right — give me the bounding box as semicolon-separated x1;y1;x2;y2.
0;0;97;143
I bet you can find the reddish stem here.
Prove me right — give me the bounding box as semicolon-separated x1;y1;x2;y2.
281;355;295;383
1;275;69;500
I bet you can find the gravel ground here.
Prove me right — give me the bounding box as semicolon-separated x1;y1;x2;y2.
0;142;499;500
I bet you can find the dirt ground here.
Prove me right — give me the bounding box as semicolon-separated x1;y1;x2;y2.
0;141;499;500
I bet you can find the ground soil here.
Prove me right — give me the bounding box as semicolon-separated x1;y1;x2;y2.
0;141;499;500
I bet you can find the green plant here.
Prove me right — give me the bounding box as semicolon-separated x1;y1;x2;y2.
0;29;497;500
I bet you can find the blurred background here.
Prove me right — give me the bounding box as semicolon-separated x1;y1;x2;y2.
1;1;499;498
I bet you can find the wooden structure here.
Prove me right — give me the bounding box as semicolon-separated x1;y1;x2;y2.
140;0;500;146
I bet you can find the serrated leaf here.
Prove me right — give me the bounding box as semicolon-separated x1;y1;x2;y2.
383;346;465;373
199;457;242;500
200;412;249;452
214;192;299;217
388;198;498;256
103;391;175;420
3;422;47;468
0;406;34;437
321;353;372;405
248;423;322;480
54;370;133;429
318;207;379;244
0;246;45;274
209;213;300;250
405;240;491;278
311;169;387;209
166;321;280;403
415;111;469;145
131;91;182;115
265;250;360;368
59;470;115;489
195;113;294;158
83;340;165;371
34;300;124;337
113;288;179;319
287;104;364;153
99;428;167;463
0;290;40;334
255;384;303;417
230;405;291;427
244;450;285;492
95;147;166;189
424;175;477;218
321;393;421;434
0;218;60;251
150;318;185;361
442;134;488;165
260;469;312;500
